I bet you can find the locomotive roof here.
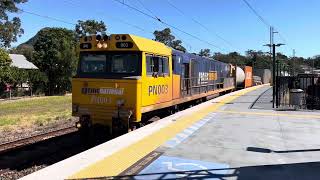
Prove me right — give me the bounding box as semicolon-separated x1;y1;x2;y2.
79;34;172;56
172;49;226;65
127;34;172;55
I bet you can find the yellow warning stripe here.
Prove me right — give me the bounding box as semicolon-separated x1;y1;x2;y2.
68;85;263;179
216;110;320;119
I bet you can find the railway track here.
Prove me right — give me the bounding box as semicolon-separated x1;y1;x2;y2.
0;125;112;179
0;126;78;154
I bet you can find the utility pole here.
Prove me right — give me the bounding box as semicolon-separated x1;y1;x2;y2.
272;44;276;108
269;26;278;108
312;58;315;74
264;43;285;108
270;27;274;83
292;49;296;76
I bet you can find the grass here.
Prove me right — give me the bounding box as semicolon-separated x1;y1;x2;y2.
0;96;72;129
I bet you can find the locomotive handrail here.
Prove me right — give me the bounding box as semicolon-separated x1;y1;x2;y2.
180;76;228;97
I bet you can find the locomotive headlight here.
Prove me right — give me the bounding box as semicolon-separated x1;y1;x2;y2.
103;35;108;41
96;34;102;41
97;42;103;48
72;104;79;113
102;43;108;48
116;99;125;107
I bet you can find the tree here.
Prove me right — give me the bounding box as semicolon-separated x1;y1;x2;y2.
312;55;320;69
199;49;211;57
0;48;12;95
153;28;186;52
154;28;175;46
171;40;186;52
213;51;247;66
0;48;11;66
32;28;78;95
0;0;28;48
75;20;107;38
10;44;34;61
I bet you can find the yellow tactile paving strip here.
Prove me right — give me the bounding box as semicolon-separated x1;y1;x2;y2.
68;85;264;179
216;110;320;119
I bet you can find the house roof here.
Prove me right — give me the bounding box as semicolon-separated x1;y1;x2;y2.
9;54;38;69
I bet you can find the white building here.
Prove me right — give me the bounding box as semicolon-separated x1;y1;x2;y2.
8;54;38;93
9;54;38;70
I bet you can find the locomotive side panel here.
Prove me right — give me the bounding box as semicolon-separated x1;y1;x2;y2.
141;53;173;107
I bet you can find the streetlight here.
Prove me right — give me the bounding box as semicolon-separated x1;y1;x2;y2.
264;43;285;108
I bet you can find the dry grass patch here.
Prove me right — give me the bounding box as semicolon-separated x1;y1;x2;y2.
0;96;72;130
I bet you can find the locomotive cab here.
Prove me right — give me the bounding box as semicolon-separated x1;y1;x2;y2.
72;34;236;137
72;34;172;135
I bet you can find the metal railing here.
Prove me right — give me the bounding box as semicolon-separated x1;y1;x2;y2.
180;77;234;97
276;74;320;110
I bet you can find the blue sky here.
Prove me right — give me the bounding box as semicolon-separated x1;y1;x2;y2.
12;0;320;58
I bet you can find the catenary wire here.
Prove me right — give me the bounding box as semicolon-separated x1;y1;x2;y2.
112;0;226;51
165;0;239;52
133;0;193;51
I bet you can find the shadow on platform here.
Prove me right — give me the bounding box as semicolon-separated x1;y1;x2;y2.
247;146;320;154
87;161;320;180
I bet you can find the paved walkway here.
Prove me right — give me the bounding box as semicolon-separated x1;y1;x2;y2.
128;86;320;180
21;85;320;180
251;87;273;110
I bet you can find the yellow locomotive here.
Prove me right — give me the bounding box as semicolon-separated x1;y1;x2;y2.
72;34;236;135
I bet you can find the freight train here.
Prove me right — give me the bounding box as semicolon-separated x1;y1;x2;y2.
72;34;253;136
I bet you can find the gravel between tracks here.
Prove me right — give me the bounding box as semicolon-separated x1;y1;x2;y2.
0;117;78;144
0;165;46;180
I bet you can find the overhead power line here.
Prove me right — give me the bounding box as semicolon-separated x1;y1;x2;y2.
134;0;193;51
13;4;156;40
165;0;239;52
276;31;294;51
13;8;77;26
65;0;194;51
241;0;270;28
63;0;153;34
112;0;225;51
135;0;159;21
241;0;294;52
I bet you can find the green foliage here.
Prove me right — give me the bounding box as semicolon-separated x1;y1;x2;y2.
27;69;48;94
32;27;78;95
315;57;320;69
0;49;12;94
304;55;320;69
213;51;248;66
199;49;211;57
0;48;11;66
171;40;186;52
75;20;107;38
245;50;272;69
154;28;175;45
153;28;186;52
7;67;28;85
10;44;34;61
212;50;309;75
0;0;28;47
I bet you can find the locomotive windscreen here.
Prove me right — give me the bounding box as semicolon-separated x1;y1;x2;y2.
77;52;142;78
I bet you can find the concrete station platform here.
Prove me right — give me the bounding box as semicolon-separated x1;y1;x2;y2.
21;85;320;180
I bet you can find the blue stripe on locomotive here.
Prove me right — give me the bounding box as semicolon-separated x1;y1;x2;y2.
172;50;230;82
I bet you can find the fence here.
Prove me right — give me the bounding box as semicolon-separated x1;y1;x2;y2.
0;88;34;99
276;74;320;110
